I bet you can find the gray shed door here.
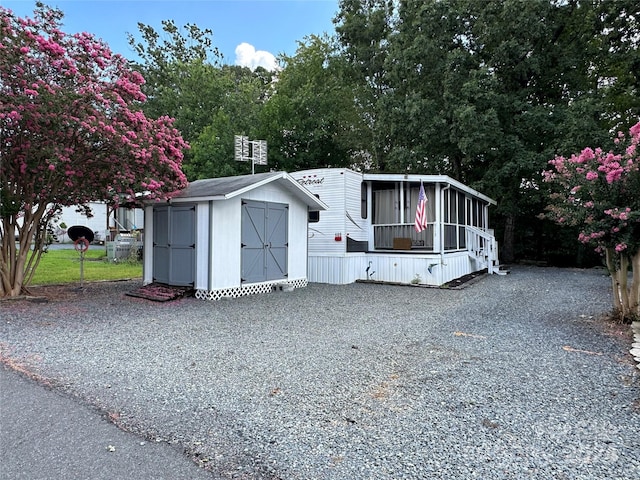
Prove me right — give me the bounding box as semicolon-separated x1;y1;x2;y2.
152;204;196;286
241;200;288;283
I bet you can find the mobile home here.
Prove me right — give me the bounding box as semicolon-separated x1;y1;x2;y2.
290;168;504;286
53;202;143;244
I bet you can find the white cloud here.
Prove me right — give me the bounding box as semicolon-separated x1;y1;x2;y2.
234;42;278;71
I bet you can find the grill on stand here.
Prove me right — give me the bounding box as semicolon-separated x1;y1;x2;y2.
67;225;95;290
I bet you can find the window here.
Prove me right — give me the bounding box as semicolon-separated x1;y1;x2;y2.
309;195;320;223
361;182;368;219
372;182;399;224
405;183;435;224
443;187;468;250
457;192;466;224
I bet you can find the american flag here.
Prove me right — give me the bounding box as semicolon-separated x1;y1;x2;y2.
414;182;427;233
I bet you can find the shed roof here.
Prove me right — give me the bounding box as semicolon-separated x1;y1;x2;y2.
167;171;328;210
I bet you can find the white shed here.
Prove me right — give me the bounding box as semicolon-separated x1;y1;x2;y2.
142;172;327;300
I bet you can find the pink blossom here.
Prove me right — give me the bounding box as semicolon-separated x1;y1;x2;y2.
0;2;188;221
615;243;627;252
585;171;598;181
578;147;595;162
606;169;623;184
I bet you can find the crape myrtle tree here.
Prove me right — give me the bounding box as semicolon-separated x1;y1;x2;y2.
543;122;640;321
0;3;188;297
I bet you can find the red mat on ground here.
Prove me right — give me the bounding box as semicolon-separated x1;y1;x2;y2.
126;283;193;302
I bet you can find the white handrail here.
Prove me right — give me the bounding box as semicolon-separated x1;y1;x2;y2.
466;225;500;274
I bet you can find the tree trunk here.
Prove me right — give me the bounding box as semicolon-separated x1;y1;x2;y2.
605;247;639;322
630;248;640;318
605;248;623;314
1;205;49;297
501;213;515;263
618;254;630;319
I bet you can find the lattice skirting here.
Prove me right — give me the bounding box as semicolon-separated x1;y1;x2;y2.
194;278;308;301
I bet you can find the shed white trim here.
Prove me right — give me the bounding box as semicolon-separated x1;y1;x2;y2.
165;171;328;210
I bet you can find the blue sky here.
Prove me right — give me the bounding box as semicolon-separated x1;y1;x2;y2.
1;0;340;70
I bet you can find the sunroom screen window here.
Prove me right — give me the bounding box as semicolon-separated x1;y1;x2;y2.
443;188;468;250
372;182;398;224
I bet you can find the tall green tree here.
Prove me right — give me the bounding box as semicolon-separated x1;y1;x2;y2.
128;22;273;179
128;20;224;142
334;0;394;171
355;0;639;263
259;35;368;171
188;65;274;179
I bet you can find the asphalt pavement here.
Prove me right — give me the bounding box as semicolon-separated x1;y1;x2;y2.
0;366;216;480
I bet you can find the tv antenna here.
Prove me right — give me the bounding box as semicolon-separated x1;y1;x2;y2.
234;135;267;174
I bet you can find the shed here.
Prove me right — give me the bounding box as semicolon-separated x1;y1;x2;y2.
142;172;327;300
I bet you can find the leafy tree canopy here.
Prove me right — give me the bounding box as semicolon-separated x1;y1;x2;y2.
129;22;274;179
259;34;370;172
335;0;640;262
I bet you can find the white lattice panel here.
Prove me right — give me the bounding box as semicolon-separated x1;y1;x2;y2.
195;279;308;301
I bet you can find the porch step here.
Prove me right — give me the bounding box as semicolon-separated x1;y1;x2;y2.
493;265;510;275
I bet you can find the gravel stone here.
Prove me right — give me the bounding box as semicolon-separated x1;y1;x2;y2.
1;266;638;479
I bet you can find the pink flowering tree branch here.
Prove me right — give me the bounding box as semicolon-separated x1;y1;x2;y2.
0;3;188;297
543;122;640;321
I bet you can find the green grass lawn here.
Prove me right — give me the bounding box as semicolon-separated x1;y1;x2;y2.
29;248;142;285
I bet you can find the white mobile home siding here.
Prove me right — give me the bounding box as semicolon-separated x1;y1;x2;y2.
290;168;501;286
344;169;368;246
292;168;368;255
55;203;108;239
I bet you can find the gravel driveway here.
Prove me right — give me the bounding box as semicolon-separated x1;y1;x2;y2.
1;266;638;479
